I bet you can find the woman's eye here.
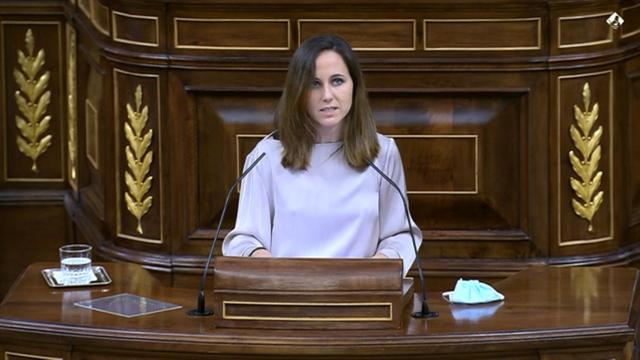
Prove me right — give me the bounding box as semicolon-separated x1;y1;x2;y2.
311;80;321;88
332;78;344;86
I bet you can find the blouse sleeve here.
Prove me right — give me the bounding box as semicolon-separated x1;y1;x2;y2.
376;138;423;277
222;149;273;257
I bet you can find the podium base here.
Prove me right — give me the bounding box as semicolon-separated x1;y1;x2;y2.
212;257;411;329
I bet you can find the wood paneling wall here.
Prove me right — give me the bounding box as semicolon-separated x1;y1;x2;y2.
1;0;640;297
0;1;69;300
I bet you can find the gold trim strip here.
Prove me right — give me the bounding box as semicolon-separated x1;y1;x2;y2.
173;17;290;50
621;3;640;39
297;19;416;51
423;18;541;51
4;351;63;360
2;21;64;183
116;233;162;243
222;300;393;322
91;0;110;36
85;98;99;169
390;134;479;195
557;13;613;49
557;70;614;246
78;0;91;20
66;23;78;191
112;11;159;47
114;68;163;244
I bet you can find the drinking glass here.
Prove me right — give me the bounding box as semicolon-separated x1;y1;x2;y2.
59;244;92;285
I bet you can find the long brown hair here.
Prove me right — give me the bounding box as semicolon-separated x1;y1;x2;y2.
275;34;379;170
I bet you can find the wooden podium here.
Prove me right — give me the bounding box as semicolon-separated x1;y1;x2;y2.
0;263;638;359
212;257;413;329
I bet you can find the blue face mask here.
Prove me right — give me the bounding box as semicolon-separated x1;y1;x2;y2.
450;301;503;321
442;278;504;304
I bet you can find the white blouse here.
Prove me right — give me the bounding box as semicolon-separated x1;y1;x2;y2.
222;133;422;276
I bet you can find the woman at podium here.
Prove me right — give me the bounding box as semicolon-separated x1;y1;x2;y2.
222;34;422;276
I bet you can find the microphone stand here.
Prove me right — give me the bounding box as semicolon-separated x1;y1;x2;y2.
187;152;267;316
367;160;438;319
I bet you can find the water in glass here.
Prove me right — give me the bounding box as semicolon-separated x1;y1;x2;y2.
59;244;92;285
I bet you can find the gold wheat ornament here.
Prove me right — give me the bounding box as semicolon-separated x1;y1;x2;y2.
124;85;154;234
569;83;604;233
13;29;52;173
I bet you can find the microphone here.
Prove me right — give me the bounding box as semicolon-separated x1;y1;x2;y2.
187;151;267;316
367;160;438;319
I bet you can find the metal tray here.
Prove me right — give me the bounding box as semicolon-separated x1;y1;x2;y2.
41;266;112;288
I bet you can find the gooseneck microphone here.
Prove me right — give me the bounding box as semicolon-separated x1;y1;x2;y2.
367;160;438;319
187;152;267;316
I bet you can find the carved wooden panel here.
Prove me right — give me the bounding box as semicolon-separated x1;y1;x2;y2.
197;91;277;230
83;62;103;172
371;92;524;235
629;59;640;231
3;347;67;360
393;135;477;194
1;22;64;183
113;68;163;244
299;19;415;51
539;347;625;360
112;11;159;47
173;18;290;50
78;0;109;36
92;0;110;36
621;3;640;40
78;0;91;20
194;89;530;248
84;99;98;169
557;13;613;49
554;70;614;252
423;18;541;51
75;33;106;221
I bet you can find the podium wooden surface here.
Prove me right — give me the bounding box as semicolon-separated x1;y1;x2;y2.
212;257;411;330
0;262;637;359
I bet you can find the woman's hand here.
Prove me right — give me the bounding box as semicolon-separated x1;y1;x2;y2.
372;252;388;259
251;249;272;257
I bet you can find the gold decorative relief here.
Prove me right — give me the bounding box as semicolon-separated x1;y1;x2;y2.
123;85;154;234
569;83;604;232
13;29;53;173
85;99;99;169
67;25;78;187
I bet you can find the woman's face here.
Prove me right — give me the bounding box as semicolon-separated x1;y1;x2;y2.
306;50;353;143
